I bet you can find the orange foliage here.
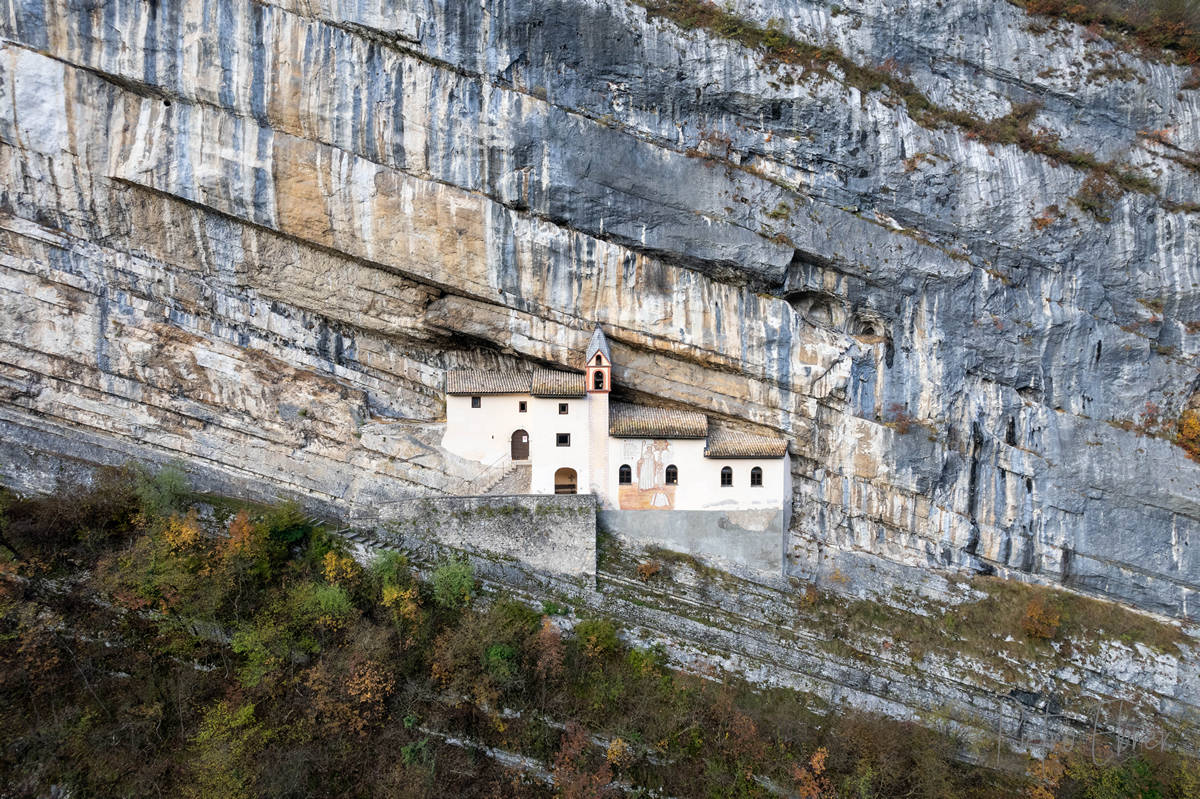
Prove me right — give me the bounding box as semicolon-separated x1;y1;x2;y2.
791;747;832;799
306;653;396;737
1022;596;1061;640
635;560;661;581
534;618;565;681
225;510;256;554
1031;204;1061;231
1177;409;1200;460
552;722;614;799
1139;127;1173;145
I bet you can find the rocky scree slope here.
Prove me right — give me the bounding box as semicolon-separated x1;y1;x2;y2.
0;0;1199;624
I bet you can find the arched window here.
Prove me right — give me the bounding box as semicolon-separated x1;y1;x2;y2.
618;464;632;484
593;371;605;390
665;464;678;485
720;466;732;487
750;467;763;487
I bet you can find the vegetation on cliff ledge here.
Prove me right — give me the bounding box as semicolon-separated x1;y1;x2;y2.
635;0;1161;202
1015;0;1200;66
1;466;1198;797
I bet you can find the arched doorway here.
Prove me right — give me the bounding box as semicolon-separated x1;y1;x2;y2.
511;429;529;460
554;467;577;494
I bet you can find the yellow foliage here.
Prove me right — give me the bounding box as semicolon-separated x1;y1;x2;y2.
1178;409;1200;460
382;584;422;632
1027;749;1065;799
162;511;203;552
605;737;634;768
322;550;358;585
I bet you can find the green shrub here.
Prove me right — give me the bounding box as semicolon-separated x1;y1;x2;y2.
188;701;271;799
493;598;541;634
400;737;430;767
260;501;312;545
135;463;190;519
369;549;411;588
431;559;474;610
290;581;355;627
575;618;620;657
626;644;668;675
231;619;299;687
485;643;518;684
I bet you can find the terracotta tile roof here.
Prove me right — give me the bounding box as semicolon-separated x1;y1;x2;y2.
446;368;585;397
445;370;530;395
609;402;708;439
531;368;586;397
704;430;789;459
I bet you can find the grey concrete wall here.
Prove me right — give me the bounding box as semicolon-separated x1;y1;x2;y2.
377;494;596;579
599;509;784;575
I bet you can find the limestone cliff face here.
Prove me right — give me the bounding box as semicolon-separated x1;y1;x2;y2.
1;0;1198;621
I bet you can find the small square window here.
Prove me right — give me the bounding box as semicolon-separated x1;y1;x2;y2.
559;402;569;415
471;396;481;408
556;433;571;447
519;401;527;412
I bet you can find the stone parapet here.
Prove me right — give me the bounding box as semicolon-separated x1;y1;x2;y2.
374;494;597;580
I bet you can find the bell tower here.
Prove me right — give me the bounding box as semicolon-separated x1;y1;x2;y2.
586;333;611;396
585;327;612;502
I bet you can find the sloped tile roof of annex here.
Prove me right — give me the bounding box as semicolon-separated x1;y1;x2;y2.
704;429;789;458
608;402;708;439
530;368;587;397
446;368;585;397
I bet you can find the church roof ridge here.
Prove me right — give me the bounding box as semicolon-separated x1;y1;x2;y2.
609;402;708;439
704;428;789;458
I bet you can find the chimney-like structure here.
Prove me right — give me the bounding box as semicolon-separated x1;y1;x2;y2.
585;326;612;502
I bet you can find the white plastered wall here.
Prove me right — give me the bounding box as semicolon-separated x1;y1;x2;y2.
442;393;591;494
603;437;787;511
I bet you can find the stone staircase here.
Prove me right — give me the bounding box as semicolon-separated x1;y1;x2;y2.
484;462;531;495
459;454;511;495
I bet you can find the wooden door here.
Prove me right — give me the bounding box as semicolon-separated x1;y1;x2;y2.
511;429;529;460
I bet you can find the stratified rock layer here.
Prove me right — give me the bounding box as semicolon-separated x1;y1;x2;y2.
1;0;1198;629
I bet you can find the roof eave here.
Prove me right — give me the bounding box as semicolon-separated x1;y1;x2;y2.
610;432;708;439
703;451;788;459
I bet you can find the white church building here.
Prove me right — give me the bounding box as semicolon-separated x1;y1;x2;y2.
441;329;791;570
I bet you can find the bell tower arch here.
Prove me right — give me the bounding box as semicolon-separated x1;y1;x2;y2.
585;327;612;502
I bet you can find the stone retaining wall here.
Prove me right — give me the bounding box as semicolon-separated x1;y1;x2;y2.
375;494;597;579
598;508;785;576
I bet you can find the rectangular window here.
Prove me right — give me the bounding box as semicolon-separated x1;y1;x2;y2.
558;402;569;415
519;401;527;412
556;433;571;447
471;396;481;408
